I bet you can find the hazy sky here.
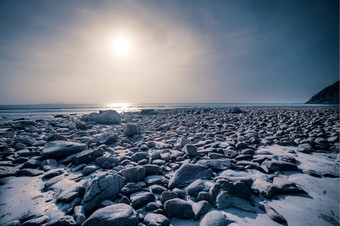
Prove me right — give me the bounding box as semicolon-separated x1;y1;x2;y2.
0;0;338;104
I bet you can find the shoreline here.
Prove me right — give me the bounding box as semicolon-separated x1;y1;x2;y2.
0;106;339;225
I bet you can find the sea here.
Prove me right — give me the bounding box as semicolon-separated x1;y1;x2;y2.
0;103;337;122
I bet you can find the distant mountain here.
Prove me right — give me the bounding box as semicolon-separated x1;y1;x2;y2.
306;81;339;104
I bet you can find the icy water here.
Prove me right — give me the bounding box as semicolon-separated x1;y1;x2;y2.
0;103;336;122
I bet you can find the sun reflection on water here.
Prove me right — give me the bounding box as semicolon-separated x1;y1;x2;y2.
106;103;131;112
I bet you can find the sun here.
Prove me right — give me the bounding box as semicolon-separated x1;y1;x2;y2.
112;36;131;56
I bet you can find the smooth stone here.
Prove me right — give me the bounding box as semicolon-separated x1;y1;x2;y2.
130;192;156;209
186;179;206;196
252;180;278;199
164;198;194;219
144;213;170;226
150;184;167;194
216;191;232;209
121;182;142;194
0;166;18;178
261;160;298;173
82;110;121;124
82;203;139;226
18;168;44;176
260;204;287;224
182;144;198;156
200;210;229;226
42;169;64;180
120;166;146;182
144;164;163;175
160;191;178;203
192;200;212;220
41;141;88;159
96;133;118;145
22;215;49;226
44;215;76;226
125;123;141;137
196;159;234;172
168;163;213;189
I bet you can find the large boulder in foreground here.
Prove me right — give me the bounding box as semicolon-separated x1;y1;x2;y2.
82;172;126;213
82;204;139;226
168;163;213;189
82;110;121;124
200;211;229;226
41;141;88;159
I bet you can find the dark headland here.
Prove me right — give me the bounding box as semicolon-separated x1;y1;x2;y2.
306;81;339;104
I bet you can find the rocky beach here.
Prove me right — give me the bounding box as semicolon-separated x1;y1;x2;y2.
0;106;339;226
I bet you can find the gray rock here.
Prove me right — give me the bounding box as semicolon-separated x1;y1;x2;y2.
164;198;194;219
96;156;119;168
273;177;304;193
46;133;66;142
23;215;49;226
83;110;121;124
186;179;206;196
150;184;167;194
96;133;118;145
14;135;35;146
261;160;298;173
125;123;140;137
18;168;44;176
120;166;146;182
20;159;41;169
41;141;88;159
192;200;212;220
131;152;148;162
231;196;256;213
252;180;278;199
0;166;17;178
260;204;287;224
44;215;76;226
200;211;229;226
197;191;213;204
144;213;170;226
42;169;64;180
131;192;156;209
196;159;234;172
144;164;163;175
160;191;178;203
82;165;98;176
82;203;139;226
121;182;142;194
168;163;213;189
82;172;126;213
182;144;198;156
216;191;232;209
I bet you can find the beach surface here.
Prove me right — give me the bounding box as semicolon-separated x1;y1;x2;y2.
0;106;339;226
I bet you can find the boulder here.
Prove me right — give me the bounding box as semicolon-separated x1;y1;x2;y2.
164;198;194;219
144;213;170;226
259;204;287;224
273;177;304;193
192;200;212;220
121;182;142;194
130;192;156;209
120;166;146;182
82;172;126;213
252;180;278;199
168;163;213;189
41;141;88;159
0;166;17;178
125;123;140;137
82;204;139;226
196;159;234;172
200;211;229;226
261;160;298;173
83;110;121;124
182;144;198;156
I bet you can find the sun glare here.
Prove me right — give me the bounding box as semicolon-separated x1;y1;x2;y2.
112;36;131;56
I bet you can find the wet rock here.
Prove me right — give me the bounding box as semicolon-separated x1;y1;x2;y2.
41;141;88;159
200;210;229;226
144;213;170;226
82;203;139;226
168;163;213;189
164;198;194;219
82;172;126;213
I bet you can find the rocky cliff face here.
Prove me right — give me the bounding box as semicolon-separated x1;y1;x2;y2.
306;81;339;104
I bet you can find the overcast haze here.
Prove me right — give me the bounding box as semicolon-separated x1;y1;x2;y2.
0;0;338;105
